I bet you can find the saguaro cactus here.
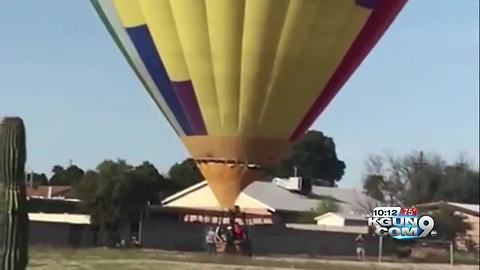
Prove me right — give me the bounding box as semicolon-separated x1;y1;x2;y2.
0;117;28;270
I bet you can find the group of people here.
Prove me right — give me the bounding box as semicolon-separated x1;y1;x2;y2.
207;224;366;260
205;222;248;255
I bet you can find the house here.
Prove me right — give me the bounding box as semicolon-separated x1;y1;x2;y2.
314;212;368;234
161;177;375;225
142;178;378;256
26;185;76;200
416;201;479;250
26;185;94;247
27;185;80;213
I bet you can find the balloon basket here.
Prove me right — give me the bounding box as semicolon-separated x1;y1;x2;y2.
213;207;253;257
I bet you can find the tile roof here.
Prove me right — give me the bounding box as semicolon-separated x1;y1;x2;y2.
26;185;74;199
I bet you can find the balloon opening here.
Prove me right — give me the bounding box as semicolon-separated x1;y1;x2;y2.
196;161;264;208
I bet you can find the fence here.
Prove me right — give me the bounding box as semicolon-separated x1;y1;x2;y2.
141;220;379;256
27;220;379;257
27;220;480;265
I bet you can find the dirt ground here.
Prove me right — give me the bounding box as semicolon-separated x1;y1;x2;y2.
28;247;478;270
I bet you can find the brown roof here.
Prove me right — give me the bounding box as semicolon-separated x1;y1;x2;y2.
26;185;74;199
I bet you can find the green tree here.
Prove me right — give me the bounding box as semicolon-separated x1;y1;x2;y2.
65;165;85;185
167;159;203;190
362;151;478;242
75;159;162;246
75;170;115;244
30;172;48;186
436;160;480;204
96;159;132;178
128;161;168;204
428;209;471;243
49;165;65;185
49;164;85;186
362;151;479;206
363;174;385;202
270;130;346;186
297;199;340;223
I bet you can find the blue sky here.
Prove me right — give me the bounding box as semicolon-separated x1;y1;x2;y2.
0;1;478;188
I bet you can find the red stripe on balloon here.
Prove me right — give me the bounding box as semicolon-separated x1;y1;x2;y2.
172;81;207;135
290;0;408;141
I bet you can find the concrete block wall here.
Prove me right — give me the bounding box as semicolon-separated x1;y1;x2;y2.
141;219;379;256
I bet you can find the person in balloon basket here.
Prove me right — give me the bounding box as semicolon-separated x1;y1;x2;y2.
205;226;216;255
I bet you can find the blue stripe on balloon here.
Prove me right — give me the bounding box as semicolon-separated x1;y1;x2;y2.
125;25;193;135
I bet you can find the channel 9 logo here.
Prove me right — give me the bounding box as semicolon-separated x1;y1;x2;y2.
367;207;437;240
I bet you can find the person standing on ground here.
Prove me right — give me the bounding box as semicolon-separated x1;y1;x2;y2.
355;234;366;261
233;222;245;253
215;225;226;243
205;226;216;255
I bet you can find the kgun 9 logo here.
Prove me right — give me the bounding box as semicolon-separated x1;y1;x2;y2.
368;216;437;239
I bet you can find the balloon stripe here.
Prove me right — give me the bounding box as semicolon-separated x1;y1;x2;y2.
131;0;207;135
258;0;370;138
238;0;289;136
290;0;407;140
205;0;245;135
125;25;194;135
138;0;191;82
171;81;207;135
93;0;186;136
170;0;222;135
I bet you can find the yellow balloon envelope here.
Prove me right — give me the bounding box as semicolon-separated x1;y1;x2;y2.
90;0;407;207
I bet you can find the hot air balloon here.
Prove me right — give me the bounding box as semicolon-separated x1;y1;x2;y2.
90;0;407;208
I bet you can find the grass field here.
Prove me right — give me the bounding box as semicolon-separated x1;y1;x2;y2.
28;247;477;270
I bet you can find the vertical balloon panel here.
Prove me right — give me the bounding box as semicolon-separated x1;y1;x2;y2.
238;0;289;136
290;0;408;140
258;1;371;138
205;0;245;135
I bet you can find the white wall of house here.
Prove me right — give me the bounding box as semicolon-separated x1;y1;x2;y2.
455;211;479;247
165;185;268;210
316;213;345;226
28;213;91;225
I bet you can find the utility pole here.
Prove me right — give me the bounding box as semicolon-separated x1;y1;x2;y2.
413;151;426;182
450;241;454;265
378;236;383;262
25;166;33;186
418;151;426;168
